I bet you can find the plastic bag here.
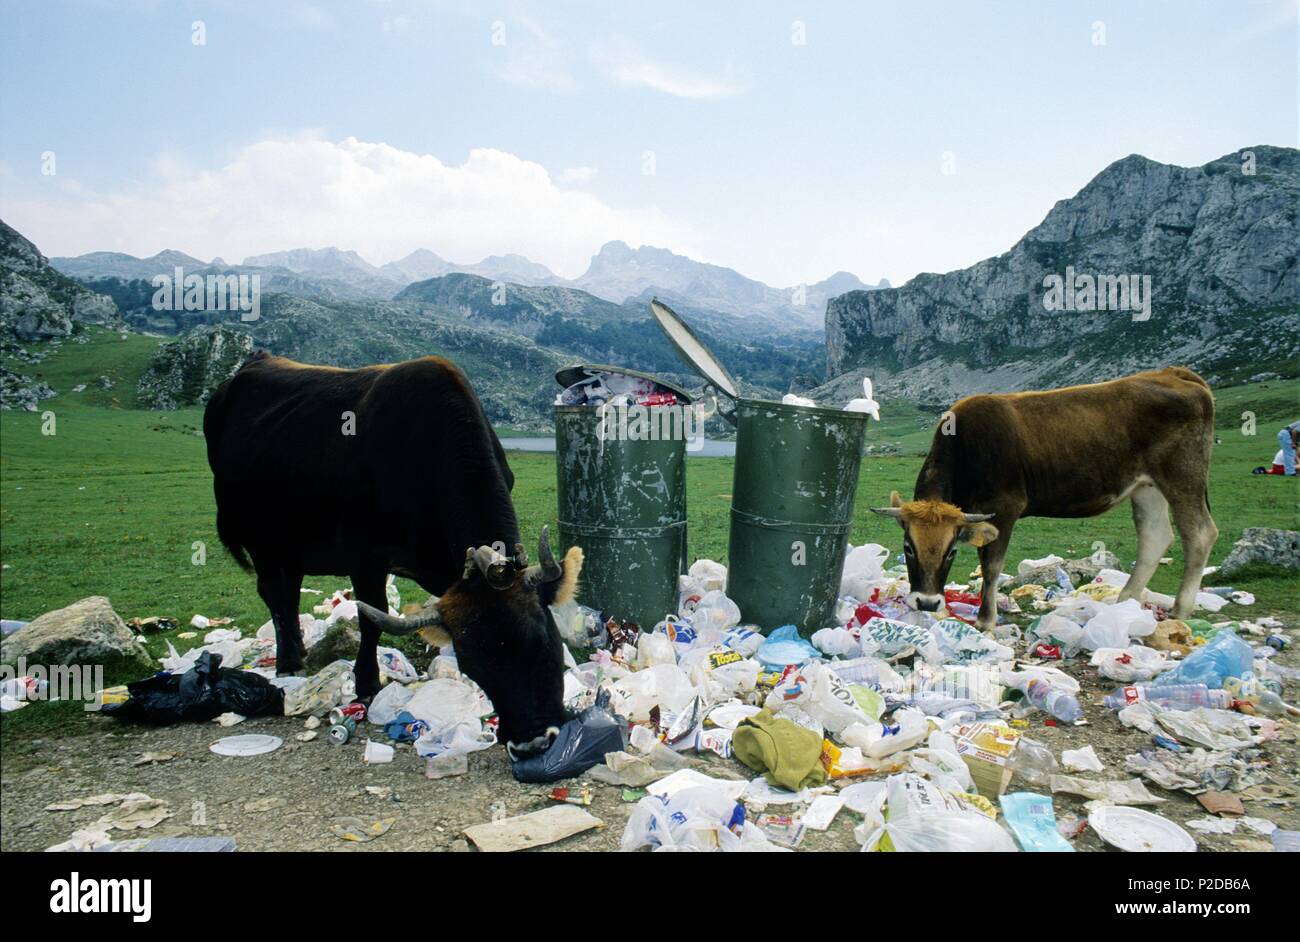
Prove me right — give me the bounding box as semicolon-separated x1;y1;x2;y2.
1000;792;1074;852
367;681;415;726
634;632;678;668
1152;628;1253;689
1090;645;1171;682
691;590;741;633
811;626;858;657
755;625;820;670
909;730;975;794
415;718;496;760
860;617;943;663
860;773;1018;852
929;619;1014;664
377;646;419;684
621;786;784;852
1080;599;1156;650
104;651;283;725
764;662;869;734
404;677;491;733
1026;612;1086;657
840;543;891;599
841;708;930;759
283;660;356;717
606;664;698;722
511;688;628;783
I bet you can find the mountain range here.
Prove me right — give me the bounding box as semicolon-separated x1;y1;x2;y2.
821;144;1299;404
50;240;885;335
6;143;1297;425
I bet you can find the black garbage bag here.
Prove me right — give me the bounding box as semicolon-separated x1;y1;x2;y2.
510;687;627;783
103;651;283;725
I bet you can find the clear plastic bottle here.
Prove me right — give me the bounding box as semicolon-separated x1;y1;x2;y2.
1022;678;1083;722
1103;683;1231;711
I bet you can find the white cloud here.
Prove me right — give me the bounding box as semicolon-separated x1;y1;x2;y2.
592;40;744;100
5;136;698;279
291;2;338;32
557;165;597;184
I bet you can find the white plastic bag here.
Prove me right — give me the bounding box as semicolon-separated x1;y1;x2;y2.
1080;599;1156;650
1090;645;1171;682
859;773;1018;852
691;590;742;633
811;626;858;657
367;681;415;726
841;543;891;599
764;663;869;734
841;708;930;759
404;678;491;733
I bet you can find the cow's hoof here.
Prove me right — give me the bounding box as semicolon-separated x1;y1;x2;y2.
277;668;306;678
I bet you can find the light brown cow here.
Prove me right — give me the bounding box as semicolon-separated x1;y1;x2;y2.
871;367;1218;630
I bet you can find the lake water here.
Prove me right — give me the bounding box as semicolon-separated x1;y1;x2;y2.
502;437;737;457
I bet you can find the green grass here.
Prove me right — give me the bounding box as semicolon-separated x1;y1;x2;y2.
3;333;1298;742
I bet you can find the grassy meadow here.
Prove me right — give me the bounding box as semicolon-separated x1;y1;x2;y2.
2;329;1297;739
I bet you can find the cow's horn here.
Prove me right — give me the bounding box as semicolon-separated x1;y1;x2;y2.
473;545;517;590
355;600;440;636
962;512;996;523
524;525;563;587
870;506;904;519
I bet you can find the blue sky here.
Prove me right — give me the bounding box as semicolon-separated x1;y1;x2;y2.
1;0;1295;286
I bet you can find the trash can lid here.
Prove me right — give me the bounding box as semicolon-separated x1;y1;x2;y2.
555;364;695;404
649;298;740;400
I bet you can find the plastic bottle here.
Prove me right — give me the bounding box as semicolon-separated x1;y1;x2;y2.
1022;678;1083;722
1103;683;1232;711
1008;737;1059;788
1054;567;1073;592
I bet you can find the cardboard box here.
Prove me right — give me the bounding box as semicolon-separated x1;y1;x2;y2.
954;722;1022;798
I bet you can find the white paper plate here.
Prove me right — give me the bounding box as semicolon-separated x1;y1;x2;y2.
210;734;283;757
1090;805;1197;852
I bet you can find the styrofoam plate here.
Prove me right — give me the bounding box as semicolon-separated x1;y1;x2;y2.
1089;805;1197;852
210;734;282;757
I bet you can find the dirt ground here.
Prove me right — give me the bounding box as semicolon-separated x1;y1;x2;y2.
2;639;1297;853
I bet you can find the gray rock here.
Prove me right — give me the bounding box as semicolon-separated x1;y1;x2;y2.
0;218;122;343
0;596;152;672
1010;550;1123;588
1217;527;1300;578
304;618;361;674
822;145;1300;403
136;324;254;409
0;366;57;411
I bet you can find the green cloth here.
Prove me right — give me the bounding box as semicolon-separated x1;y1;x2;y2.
732;708;828;792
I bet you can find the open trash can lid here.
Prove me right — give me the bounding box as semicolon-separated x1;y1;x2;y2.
555;364;695;404
649;299;740;400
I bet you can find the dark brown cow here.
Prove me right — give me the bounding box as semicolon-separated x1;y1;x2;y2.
204;352;582;756
872;367;1218;629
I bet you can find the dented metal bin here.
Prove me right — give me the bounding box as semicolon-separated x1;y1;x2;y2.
554;366;692;629
650;300;869;635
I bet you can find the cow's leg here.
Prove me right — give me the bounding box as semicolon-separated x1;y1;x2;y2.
1168;494;1218;619
1118;483;1173;604
975;517;1016;632
257;564;306;675
350;569;389;701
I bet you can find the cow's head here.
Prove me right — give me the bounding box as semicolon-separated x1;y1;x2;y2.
870;491;997;612
357;526;583;759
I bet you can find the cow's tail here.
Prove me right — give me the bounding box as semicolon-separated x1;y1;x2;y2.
204;372;255;572
217;513;254;572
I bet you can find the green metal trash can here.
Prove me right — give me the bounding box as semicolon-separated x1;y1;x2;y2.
650;300;870;635
554;365;694;629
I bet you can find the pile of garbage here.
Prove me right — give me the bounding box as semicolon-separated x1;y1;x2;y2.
25;546;1294;853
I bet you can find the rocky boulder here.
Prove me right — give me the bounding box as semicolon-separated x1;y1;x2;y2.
1217;528;1300;578
0;596;152;672
0;365;57;411
0;218;122;343
137;324;254;409
1009;549;1123;589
